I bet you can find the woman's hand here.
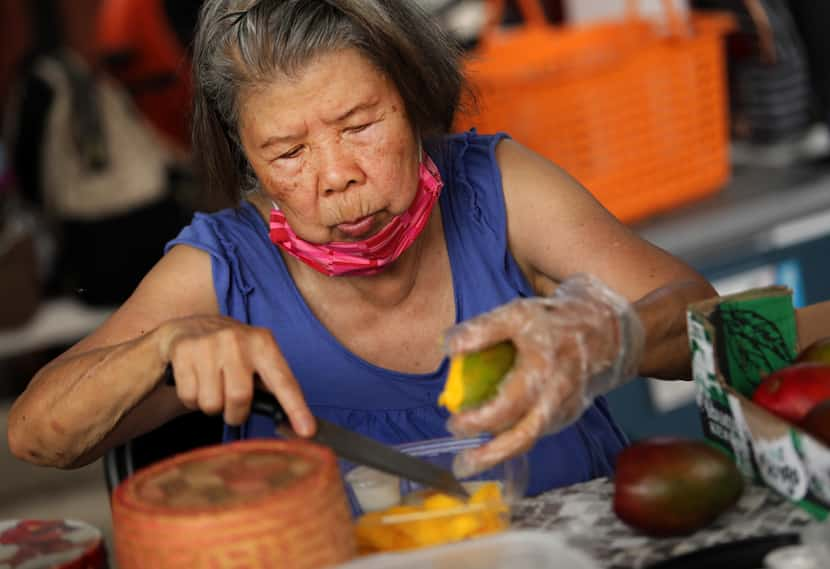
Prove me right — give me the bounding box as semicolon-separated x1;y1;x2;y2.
157;315;315;436
443;274;645;477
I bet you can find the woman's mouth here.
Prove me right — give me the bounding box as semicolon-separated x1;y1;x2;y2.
336;214;376;238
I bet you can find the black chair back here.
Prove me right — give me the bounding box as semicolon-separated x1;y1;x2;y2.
103;412;224;493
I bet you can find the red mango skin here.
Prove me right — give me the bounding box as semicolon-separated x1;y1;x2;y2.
751;363;830;423
796;337;830;365
800;399;830;447
613;438;743;537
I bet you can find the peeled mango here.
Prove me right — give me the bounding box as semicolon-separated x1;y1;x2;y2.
355;482;508;553
438;341;516;413
751;363;830;423
613;438;744;537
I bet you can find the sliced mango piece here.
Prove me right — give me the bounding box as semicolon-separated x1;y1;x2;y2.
446;511;483;539
356;510;418;552
423;493;465;511
471;484;508;535
438;341;516;413
476;512;508;535
470;482;505;507
354;481;509;553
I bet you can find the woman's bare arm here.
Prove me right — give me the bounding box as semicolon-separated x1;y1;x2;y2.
7;246;217;468
9;241;315;469
498;139;716;380
796;300;830;352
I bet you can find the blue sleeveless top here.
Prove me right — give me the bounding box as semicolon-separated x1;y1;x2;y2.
165;131;628;496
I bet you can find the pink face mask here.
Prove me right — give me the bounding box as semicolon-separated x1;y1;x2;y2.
269;153;443;277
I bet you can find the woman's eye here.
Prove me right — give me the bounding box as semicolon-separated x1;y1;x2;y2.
278;146;302;160
346;122;373;134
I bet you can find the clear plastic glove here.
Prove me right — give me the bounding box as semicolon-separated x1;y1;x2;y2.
444;274;645;478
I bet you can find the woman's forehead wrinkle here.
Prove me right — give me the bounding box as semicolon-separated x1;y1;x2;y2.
322;100;380;125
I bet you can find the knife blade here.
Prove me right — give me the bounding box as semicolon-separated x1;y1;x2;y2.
162;366;469;498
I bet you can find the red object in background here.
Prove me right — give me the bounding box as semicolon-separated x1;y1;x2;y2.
800;399;830;446
0;0;32;111
752;363;830;423
96;0;192;150
0;519;107;569
0;0;102;114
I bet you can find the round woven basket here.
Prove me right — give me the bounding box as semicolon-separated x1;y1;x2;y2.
112;439;356;569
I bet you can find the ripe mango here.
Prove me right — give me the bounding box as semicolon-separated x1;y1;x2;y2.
800;399;830;447
613;438;743;537
752;363;830;423
438;341;516;413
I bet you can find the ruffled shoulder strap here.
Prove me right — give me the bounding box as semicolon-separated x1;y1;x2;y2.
430;130;533;303
164;204;285;319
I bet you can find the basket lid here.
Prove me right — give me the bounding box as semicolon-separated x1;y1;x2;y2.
113;439;333;515
0;519;106;569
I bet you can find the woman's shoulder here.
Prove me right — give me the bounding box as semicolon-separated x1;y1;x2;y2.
165;202;267;257
432;130;511;165
190;202;264;232
428;130;512;197
433;131;528;284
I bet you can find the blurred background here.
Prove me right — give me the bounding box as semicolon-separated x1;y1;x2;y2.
3;0;830;561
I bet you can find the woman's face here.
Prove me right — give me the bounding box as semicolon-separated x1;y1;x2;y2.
237;48;420;244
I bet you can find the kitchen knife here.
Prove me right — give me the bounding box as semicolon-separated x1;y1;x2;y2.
644;533;800;569
162;366;470;498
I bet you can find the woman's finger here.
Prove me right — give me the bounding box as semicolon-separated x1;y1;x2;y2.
452;406;545;478
252;333;315;437
215;344;254;426
222;366;254;426
443;300;528;355
195;358;224;415
260;362;315;437
171;360;199;410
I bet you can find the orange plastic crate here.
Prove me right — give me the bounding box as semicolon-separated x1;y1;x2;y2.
456;0;735;223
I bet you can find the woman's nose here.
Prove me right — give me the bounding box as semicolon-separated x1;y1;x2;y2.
318;144;363;196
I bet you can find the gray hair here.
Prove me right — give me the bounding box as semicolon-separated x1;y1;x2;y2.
191;0;468;203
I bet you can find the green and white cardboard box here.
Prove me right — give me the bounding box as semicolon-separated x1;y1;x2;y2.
687;286;830;521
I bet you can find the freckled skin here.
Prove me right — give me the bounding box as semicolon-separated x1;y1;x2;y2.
50;420;66;435
237;49;420;244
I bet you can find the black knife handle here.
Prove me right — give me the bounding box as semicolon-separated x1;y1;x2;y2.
161;364;289;424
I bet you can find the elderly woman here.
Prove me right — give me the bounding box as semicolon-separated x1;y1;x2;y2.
8;0;715;495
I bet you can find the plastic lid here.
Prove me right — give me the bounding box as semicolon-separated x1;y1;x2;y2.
112;440;356;569
134;448;315;510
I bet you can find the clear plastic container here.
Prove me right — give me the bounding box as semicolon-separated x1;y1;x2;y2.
333;530;602;569
343;436;529;553
764;524;830;569
345;436;529;514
